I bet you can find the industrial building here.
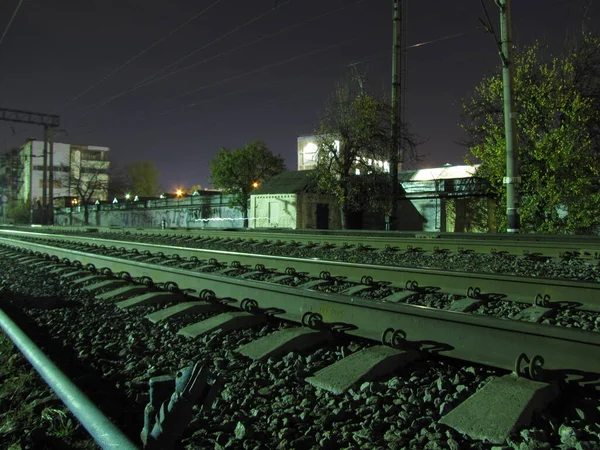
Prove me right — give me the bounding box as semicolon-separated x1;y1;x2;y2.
1;138;110;206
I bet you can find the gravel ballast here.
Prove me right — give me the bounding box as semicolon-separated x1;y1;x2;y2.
0;247;599;449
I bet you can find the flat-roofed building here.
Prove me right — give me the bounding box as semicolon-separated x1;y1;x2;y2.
14;139;110;205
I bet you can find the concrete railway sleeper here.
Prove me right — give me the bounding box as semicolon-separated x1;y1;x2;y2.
0;240;599;377
1;245;600;447
2;233;600;319
22;225;600;261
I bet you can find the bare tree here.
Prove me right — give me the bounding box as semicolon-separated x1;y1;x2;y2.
61;150;109;225
314;74;418;228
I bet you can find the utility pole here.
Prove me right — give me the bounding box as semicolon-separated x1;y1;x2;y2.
42;126;48;223
497;0;520;233
389;0;402;231
48;126;55;225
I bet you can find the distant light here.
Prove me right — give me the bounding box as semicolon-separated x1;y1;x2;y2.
160;194;166;199
134;195;139;201
125;193;131;200
176;189;183;197
304;142;318;154
252;181;259;188
112;198;118;204
95;200;100;205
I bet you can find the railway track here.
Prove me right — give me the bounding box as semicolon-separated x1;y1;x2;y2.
0;229;599;448
3;229;600;315
15;225;600;260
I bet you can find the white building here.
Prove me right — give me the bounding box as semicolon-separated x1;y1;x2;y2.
16;139;110;205
297;134;391;173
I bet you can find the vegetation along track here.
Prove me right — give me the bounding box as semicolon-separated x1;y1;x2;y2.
1;228;600;448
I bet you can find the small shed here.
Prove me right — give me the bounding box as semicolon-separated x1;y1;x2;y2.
250;171;340;229
398;164;489;232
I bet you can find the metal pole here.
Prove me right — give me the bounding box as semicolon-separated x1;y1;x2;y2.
0;308;138;449
497;0;520;233
389;0;402;231
42;126;48;223
48;127;55;225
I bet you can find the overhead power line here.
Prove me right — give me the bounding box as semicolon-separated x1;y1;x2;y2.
184;38;356;104
76;26;478;136
135;0;295;87
81;0;361;110
0;0;24;51
140;0;366;89
64;0;224;106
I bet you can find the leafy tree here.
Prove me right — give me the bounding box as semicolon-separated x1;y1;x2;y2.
107;164;128;199
124;161;161;197
313;75;418;228
462;35;600;234
5;200;30;224
210;140;286;225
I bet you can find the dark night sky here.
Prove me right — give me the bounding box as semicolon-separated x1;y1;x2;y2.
1;0;598;193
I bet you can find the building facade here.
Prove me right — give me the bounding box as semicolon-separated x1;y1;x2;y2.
297;134;394;174
3;139;110;206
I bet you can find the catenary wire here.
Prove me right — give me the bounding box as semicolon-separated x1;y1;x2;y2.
72;27;479;137
133;1;366;93
80;0;296;111
63;0;224;106
0;0;24;51
134;0;295;87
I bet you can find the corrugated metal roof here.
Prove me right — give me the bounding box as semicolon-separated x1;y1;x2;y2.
400;164;480;182
254;170;315;195
256;165;480;195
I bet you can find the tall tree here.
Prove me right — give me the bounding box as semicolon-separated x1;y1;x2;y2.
461;35;600;233
314;75;417;228
107;163;128;199
123;161;162;197
188;184;203;194
210;140;286;225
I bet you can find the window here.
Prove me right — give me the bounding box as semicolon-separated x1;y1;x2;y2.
81;167;109;174
38;180;62;188
33;165;69;172
81;150;105;161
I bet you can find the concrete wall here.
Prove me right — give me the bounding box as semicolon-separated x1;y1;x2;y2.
250;193;343;229
55;195;245;228
297;194;341;229
250;194;298;228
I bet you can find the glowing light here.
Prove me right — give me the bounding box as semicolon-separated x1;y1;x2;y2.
176;189;183;197
252;182;259;188
125;193;131;200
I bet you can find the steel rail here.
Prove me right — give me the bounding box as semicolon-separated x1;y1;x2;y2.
1;233;600;312
44;225;600;259
2;239;600;380
0;308;139;450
